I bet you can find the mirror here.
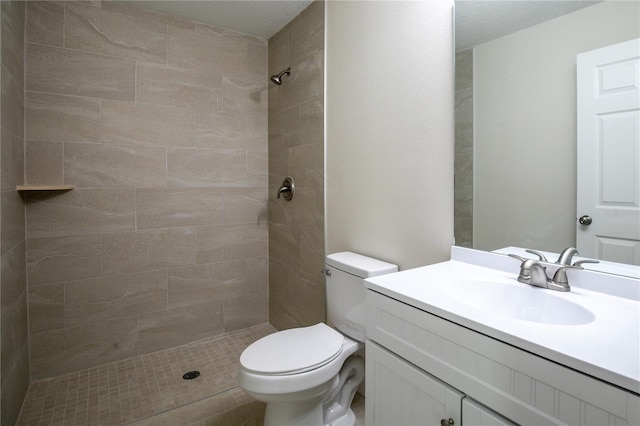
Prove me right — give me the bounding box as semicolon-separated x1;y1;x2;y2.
454;0;640;277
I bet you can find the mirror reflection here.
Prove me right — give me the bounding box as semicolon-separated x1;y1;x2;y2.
454;0;640;277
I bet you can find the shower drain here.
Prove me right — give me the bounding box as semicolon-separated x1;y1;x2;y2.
182;370;201;380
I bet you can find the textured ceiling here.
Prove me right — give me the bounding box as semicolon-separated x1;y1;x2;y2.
131;1;601;49
455;1;602;52
129;0;314;39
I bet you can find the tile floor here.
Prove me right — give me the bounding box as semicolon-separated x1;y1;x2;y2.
17;324;274;425
16;323;366;425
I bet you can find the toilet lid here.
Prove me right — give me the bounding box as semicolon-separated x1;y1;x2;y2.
240;323;344;375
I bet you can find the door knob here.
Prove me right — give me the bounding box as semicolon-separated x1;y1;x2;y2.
578;215;592;225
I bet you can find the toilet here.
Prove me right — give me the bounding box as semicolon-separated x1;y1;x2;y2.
237;252;398;426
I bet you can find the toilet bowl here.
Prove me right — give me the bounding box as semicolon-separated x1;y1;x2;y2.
237;252;398;426
238;323;363;426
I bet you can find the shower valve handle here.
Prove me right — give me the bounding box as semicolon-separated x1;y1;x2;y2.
276;177;295;201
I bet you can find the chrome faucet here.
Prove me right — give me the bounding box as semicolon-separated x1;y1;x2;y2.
528;262;551;288
556;247;579;265
556;247;602;271
509;254;583;292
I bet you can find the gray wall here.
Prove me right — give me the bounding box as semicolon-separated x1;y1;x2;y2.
454;49;473;248
24;1;269;380
268;1;326;330
1;2;29;425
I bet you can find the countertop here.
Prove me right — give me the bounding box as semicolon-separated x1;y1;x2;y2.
364;247;640;394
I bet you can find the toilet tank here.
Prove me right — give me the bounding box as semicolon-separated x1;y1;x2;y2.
325;252;398;342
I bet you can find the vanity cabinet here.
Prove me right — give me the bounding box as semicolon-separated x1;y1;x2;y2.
462;399;515;426
366;341;463;425
365;290;640;426
367;341;514;426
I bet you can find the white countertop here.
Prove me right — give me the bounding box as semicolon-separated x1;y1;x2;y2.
364;247;640;394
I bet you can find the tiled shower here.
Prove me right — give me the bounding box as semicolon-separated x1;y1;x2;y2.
0;1;325;424
454;49;473;248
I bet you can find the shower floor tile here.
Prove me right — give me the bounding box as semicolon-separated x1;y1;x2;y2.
16;324;275;426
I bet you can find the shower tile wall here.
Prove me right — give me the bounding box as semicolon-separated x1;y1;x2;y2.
24;1;269;380
268;1;325;330
454;49;473;248
1;2;28;424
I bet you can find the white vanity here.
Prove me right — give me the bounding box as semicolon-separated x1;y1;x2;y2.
364;247;640;426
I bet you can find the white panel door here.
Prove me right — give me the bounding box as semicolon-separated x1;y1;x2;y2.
366;341;463;426
576;38;640;264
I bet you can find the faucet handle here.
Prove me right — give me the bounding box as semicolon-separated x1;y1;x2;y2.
573;259;599;267
525;249;549;262
553;264;583;282
508;254;540;284
276;177;295;201
508;253;538;267
508;253;531;268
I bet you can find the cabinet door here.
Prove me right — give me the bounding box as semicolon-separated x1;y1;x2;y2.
462;399;516;426
366;341;463;426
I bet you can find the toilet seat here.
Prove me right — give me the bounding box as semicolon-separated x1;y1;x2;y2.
240;323;344;375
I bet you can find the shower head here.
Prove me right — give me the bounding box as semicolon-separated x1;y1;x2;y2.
270;67;291;85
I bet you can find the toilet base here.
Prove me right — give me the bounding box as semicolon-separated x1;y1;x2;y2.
259;377;337;426
322;355;364;426
261;388;358;426
325;408;356;426
264;399;324;426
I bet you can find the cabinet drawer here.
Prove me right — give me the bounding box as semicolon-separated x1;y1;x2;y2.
366;290;640;426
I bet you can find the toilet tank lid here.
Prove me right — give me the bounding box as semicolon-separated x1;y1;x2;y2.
326;252;398;278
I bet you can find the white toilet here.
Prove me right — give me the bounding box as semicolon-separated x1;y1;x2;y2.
237;252;397;426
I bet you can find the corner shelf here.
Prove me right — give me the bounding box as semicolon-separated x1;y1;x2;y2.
16;185;75;191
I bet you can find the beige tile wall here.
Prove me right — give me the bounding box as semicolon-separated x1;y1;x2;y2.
1;2;29;424
454;49;473;248
268;1;325;329
24;1;269;380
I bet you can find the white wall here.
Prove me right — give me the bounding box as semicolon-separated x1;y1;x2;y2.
473;1;640;252
325;1;455;270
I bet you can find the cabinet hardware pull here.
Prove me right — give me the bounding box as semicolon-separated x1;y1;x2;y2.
440;418;454;426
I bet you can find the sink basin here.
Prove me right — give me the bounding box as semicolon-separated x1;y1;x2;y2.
445;280;596;325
